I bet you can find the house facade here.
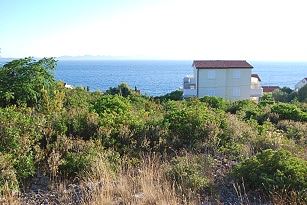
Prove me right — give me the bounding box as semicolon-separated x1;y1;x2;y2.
183;60;263;101
295;78;307;91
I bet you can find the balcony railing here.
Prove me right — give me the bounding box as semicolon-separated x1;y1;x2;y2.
183;88;197;97
250;87;263;97
183;76;197;97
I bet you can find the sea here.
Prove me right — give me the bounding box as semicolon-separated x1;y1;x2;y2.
1;60;306;96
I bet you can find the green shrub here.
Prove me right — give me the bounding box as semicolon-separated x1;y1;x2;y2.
271;103;307;121
227;100;266;123
94;94;131;115
163;100;222;150
200;96;229;110
60;140;101;176
64;87;101;110
276;120;307;144
233;149;307;194
0;106;42;181
106;83;138;97
218;114;256;158
272;87;297;103
155;90;183;101
0;153;19;194
66;108;100;140
165;155;212;192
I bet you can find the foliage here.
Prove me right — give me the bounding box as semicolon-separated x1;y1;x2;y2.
218;114;256;158
65;108;100;140
156;90;183;101
94;94;131;115
59;140;101;176
0;106;42;181
259;93;274;106
106;83;138;97
0;57;57;107
271;103;307;121
163;100;222;150
272;87;297;103
1;57;307;203
0;153;19;194
165;154;212;192
200;96;229;110
276;120;307;144
233;149;307;194
63;87;101;110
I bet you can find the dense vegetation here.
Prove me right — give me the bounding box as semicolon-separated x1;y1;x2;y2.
0;58;306;204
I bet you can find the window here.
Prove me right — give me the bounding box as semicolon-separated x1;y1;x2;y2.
208;70;216;79
232;87;240;97
207;88;216;96
232;70;240;79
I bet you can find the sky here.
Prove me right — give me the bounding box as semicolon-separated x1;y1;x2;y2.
1;0;307;60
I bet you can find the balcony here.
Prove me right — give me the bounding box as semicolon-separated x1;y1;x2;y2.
183;76;197;97
250;85;263;97
183;88;197;97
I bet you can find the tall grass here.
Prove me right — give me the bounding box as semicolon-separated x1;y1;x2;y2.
80;154;197;205
0;182;20;205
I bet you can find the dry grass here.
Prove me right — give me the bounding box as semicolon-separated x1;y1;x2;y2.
270;189;307;205
0;183;20;205
80;154;197;205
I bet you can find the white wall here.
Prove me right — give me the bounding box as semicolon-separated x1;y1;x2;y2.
196;68;252;100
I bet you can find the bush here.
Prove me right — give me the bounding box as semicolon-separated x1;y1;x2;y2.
66;108;100;140
64;87;101;110
272;87;297;103
155;90;183;101
200;96;229;110
163;100;222;150
227;100;258;115
0;153;19;194
106;83;137;97
165;155;212;192
0;106;42;181
276;120;307;144
59;140;101;176
271;103;307;121
94;95;131;115
218;114;256;158
233;149;307;195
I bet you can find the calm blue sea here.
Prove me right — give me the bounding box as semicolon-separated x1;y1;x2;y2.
1;60;306;96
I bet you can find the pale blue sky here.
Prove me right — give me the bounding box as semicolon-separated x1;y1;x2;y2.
1;0;307;60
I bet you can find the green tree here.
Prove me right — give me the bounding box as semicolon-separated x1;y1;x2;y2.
106;83;136;97
272;87;297;102
0;57;57;107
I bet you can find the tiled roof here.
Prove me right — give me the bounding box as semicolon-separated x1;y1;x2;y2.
193;60;253;69
262;86;280;93
251;74;261;81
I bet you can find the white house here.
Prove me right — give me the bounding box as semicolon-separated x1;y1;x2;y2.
183;60;263;101
295;78;307;91
250;74;263;101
